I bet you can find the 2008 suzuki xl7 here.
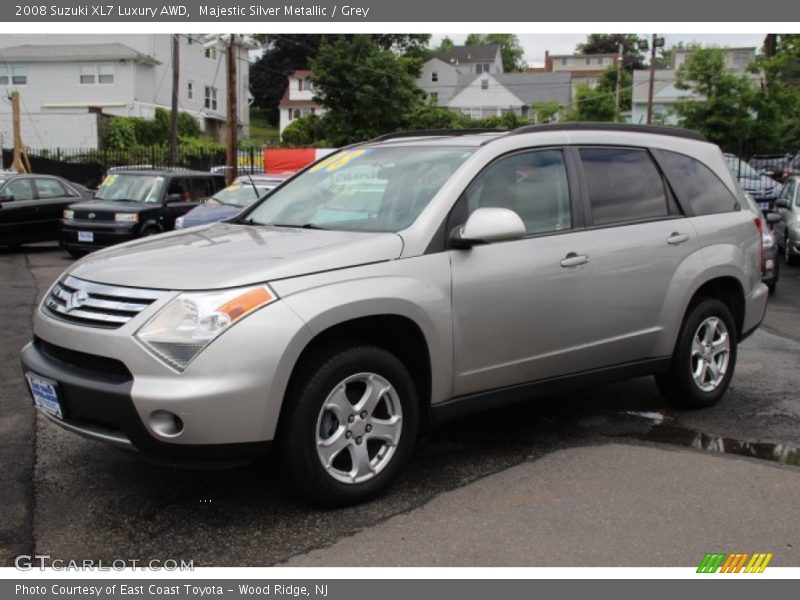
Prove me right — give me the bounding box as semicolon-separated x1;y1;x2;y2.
21;124;768;505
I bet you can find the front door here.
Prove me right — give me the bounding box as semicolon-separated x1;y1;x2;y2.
449;148;595;396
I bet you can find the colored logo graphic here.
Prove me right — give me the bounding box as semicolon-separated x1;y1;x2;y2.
697;552;773;573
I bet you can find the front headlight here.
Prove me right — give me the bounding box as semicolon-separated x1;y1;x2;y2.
115;213;138;223
135;285;277;371
175;216;185;229
63;209;74;220
762;228;775;249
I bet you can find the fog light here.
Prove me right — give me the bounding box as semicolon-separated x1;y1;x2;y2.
149;410;184;438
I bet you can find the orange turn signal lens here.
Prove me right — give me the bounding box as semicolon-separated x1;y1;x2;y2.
215;287;275;322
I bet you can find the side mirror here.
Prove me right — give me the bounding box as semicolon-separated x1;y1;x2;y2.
450;207;526;249
775;198;790;209
766;211;782;224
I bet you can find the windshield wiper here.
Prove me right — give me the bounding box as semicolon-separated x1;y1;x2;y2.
271;223;328;230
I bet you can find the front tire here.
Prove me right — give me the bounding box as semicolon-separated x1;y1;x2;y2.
279;345;419;507
656;298;737;409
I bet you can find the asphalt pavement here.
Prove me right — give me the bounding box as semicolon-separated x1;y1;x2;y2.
1;243;799;567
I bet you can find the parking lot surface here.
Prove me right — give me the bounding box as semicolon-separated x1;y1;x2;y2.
2;243;799;567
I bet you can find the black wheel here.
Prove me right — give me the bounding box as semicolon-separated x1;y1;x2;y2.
656;298;738;409
140;227;160;237
768;281;777;295
785;234;799;266
279;344;419;507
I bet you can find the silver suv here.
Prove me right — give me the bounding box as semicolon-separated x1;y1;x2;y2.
21;125;768;505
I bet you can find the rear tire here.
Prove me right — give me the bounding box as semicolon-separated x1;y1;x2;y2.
279;344;419;507
656;298;737;409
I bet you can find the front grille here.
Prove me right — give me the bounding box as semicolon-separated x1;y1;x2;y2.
34;337;132;383
43;275;164;329
73;209;115;221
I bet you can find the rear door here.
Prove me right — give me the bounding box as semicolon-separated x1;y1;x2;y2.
574;146;701;364
32;177;81;239
449;147;597;395
0;178;37;244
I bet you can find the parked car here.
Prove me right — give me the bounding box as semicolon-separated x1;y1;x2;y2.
175;174;291;230
773;175;800;266
748;154;794;182
724;154;781;212
61;169;225;257
0;173;92;248
22;124;767;506
741;192;780;293
783;152;800;180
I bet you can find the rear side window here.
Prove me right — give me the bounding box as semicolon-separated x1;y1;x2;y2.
579;147;668;226
657;150;739;216
188;177;213;201
34;178;69;199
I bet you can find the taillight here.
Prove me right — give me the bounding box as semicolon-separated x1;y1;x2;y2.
754;217;764;269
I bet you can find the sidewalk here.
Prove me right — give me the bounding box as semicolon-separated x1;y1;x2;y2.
286;443;800;567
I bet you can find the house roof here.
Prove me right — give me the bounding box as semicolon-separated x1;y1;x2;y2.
433;44;501;65
290;69;312;78
474;72;573;106
0;43;160;65
548;52;619;59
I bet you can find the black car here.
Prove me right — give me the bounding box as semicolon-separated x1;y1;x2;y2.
61;170;225;257
0;173;92;248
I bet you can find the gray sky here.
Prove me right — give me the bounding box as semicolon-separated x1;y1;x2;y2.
430;34;767;67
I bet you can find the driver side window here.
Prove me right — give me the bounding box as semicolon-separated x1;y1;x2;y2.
465;149;572;235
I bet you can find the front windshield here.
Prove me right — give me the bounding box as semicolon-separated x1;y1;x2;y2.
245;146;474;232
210;182;273;208
95;174;164;203
725;156;763;179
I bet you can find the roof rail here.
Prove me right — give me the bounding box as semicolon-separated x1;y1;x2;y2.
509;123;708;142
370;128;507;143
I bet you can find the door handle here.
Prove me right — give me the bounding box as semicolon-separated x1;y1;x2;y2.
560;252;589;268
667;232;689;245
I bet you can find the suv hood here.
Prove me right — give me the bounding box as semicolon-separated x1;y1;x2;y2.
68;222;404;290
68;199;155;214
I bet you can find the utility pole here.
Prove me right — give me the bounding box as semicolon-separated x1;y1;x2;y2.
615;42;624;122
169;33;179;168
226;34;238;185
646;34;665;125
10;91;31;173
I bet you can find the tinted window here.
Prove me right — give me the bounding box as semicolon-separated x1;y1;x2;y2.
579;147;668;226
657;150;739;216
465;149;571;235
1;179;34;201
35;178;69;199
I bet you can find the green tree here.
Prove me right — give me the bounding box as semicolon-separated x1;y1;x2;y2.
531;101;561;123
464;33;526;72
250;34;430;124
309;35;425;145
576;34;645;68
565;84;616;122
280;114;327;147
672;47;758;152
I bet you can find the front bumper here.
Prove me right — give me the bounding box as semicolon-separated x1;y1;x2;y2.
23;293;313;461
61;220;138;251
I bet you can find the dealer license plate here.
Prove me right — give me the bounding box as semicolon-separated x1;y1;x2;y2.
78;231;94;243
25;373;63;419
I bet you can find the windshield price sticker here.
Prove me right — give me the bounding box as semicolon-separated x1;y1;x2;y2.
310;149;369;174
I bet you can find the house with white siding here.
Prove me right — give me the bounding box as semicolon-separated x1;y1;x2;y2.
0;34;251;149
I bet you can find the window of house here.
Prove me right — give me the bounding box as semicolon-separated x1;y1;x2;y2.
79;64;113;85
586;57;591;65
298;78;314;91
656;150;740;215
561;58;568;66
481;79;489;90
80;65;96;85
204;47;217;60
431;72;438;82
464;149;572;235
290;108;311;120
205;86;218;111
2;66;28;85
579;147;669;226
187;81;194;99
598;57;604;65
476;63;491;74
98;65;114;84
